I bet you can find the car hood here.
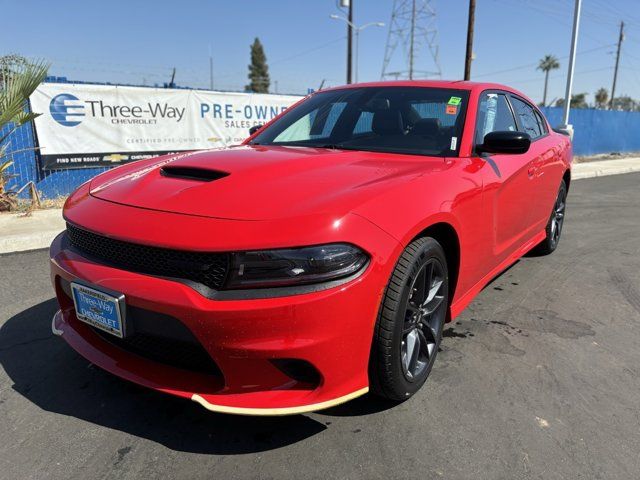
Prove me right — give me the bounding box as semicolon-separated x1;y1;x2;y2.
89;145;445;220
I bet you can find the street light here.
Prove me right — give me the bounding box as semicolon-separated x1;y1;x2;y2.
330;14;384;84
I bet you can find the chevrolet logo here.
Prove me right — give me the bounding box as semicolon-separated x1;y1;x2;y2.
103;154;129;162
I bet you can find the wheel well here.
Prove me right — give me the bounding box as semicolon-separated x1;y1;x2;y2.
563;169;571;192
414;223;460;302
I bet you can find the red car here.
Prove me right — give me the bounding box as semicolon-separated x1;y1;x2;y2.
50;81;571;415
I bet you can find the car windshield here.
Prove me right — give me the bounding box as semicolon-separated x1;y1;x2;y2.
249;86;469;156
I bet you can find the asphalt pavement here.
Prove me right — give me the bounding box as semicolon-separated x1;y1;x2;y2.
1;173;639;479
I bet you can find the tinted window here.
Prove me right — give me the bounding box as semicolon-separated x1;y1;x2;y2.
511;96;543;139
274;102;346;142
534;109;548;134
353;111;373;135
251;87;470;156
475;93;517;145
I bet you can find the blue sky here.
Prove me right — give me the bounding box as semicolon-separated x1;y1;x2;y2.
3;0;640;104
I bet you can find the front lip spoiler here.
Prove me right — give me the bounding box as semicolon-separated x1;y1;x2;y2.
190;387;370;416
52;310;370;416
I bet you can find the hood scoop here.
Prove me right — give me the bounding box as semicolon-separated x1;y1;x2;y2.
160;165;229;182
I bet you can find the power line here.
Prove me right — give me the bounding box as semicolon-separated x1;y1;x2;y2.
507;66;613;87
492;0;612;47
473;44;613;79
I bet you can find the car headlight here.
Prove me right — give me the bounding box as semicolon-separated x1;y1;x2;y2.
224;243;369;289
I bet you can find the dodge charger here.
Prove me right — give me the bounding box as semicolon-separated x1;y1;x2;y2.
50;81;572;415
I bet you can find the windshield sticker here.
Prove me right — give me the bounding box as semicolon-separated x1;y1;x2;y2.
450;137;458;150
448;96;462;106
446;105;458;115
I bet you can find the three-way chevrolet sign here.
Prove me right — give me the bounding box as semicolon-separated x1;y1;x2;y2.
30;83;301;170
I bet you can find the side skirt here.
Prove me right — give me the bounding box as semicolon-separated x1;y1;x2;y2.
449;229;546;320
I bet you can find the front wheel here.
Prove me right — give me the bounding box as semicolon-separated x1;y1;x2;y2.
533;179;567;255
369;237;449;401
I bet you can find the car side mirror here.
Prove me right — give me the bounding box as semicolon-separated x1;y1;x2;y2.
478;131;531;155
249;124;264;136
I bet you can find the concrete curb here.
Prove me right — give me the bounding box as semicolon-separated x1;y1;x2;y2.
572;161;640;179
0;209;64;255
0;157;639;255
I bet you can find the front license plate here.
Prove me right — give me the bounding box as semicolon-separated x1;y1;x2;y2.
71;282;125;338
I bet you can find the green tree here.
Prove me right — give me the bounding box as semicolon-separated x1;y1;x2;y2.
594;88;608;109
537;54;560;107
0;56;48;211
246;38;270;93
0;54;31;86
611;96;639;112
555;93;588;109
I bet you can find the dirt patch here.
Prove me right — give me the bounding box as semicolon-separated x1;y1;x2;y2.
575;151;640;164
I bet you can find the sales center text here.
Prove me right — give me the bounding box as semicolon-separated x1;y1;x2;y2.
86;100;287;127
200;103;288;128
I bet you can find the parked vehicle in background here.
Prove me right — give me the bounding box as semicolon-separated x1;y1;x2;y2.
49;81;571;415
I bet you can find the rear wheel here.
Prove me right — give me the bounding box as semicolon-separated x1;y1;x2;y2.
369;237;448;401
533;179;567;255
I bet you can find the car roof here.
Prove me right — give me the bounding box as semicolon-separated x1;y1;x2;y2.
321;79;523;93
318;80;536;108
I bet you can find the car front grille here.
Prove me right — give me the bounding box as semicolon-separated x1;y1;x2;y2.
91;327;222;376
66;223;229;290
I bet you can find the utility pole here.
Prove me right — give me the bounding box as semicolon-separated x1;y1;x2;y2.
409;0;416;79
464;0;475;80
209;46;214;90
609;20;624;110
347;0;354;84
560;0;582;134
331;14;384;84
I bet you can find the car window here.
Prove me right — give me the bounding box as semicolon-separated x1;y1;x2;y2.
274;102;346;142
410;101;458;127
534;109;548;134
353;111;373;135
510;96;543;139
252;87;470;156
475;93;517;145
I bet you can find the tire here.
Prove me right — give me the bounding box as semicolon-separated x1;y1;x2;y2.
369;237;449;401
533;179;567;255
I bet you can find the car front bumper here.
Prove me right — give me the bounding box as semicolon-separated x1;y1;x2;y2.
50;227;397;415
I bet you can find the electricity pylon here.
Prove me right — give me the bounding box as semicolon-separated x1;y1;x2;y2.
381;0;442;80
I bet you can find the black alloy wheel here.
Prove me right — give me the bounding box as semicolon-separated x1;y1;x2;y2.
370;237;449;401
534;179;567;255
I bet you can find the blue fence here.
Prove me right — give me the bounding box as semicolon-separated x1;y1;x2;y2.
2;89;640;200
2;111;108;197
541;106;640;156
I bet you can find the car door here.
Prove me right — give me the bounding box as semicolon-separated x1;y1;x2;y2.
474;91;537;262
509;95;558;231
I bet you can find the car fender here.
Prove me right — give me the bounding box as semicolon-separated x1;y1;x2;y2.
351;158;488;310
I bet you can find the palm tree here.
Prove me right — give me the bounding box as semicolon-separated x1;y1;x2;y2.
537;55;560;107
594;88;609;109
0;56;48;211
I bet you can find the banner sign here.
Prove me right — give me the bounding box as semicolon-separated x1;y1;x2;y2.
30;83;302;170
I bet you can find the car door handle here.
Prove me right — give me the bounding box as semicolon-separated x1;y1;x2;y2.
528;166;536;177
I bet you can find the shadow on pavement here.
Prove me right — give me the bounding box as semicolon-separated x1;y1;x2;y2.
0;299;329;454
320;393;398;417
